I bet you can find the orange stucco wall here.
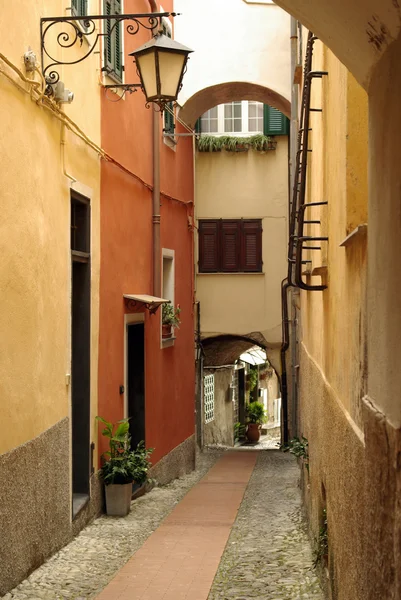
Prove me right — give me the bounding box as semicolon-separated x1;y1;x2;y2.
98;0;195;465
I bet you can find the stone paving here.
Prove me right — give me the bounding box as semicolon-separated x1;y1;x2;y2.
2;450;223;600
209;450;324;600
2;449;323;600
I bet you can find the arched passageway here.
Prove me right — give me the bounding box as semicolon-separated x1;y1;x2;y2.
200;334;282;449
179;82;290;128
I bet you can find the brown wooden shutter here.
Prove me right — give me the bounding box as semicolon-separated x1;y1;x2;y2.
199;220;219;272
221;220;241;272
241;220;262;272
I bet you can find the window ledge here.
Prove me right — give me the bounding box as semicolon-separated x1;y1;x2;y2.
339;224;367;247
163;134;177;151
197;272;265;276
162;336;176;348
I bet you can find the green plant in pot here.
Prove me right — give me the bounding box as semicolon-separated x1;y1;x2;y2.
162;302;181;339
96;416;153;516
246;401;266;442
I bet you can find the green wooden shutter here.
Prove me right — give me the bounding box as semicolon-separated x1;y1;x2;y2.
72;0;87;16
104;0;114;73
164;102;175;134
263;105;289;136
113;0;123;81
195;119;201;134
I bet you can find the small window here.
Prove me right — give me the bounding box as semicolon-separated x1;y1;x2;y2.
199;107;218;134
71;196;90;254
204;374;215;423
164;102;175;136
198;219;262;273
103;0;123;83
198;102;288;137
72;0;88;16
224;102;242;133
248;101;264;133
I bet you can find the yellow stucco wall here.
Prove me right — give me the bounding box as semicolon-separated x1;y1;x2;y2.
195;141;288;344
300;41;368;431
0;1;100;454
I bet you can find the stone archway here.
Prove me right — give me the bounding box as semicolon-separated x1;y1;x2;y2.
179;82;291;128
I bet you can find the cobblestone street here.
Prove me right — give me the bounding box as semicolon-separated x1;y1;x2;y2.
209;451;323;600
2;450;323;600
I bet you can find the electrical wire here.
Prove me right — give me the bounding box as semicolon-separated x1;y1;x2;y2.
0;52;193;206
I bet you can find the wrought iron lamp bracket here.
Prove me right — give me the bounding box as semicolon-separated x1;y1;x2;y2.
40;11;173;96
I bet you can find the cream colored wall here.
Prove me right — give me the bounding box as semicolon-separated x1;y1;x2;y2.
299;40;368;431
0;1;100;454
195;141;288;344
174;0;290;108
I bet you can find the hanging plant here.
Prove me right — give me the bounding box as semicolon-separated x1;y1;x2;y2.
197;134;277;153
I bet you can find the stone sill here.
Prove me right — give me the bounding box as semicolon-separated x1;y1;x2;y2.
339;224;367;247
162;336;176;348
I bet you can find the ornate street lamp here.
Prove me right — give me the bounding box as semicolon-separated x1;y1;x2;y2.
129;33;193;110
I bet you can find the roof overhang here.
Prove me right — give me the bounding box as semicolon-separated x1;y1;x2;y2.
123;294;169;314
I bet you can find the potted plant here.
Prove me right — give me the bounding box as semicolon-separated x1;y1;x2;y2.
162;302;181;338
96;416;153;516
246;401;266;442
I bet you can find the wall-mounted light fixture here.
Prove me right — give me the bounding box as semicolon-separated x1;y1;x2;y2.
129;34;192;111
40;12;193;108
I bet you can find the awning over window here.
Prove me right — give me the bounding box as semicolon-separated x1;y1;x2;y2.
123;294;169;314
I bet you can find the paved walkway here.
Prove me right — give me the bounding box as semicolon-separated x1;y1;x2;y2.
96;452;257;600
3;450;323;600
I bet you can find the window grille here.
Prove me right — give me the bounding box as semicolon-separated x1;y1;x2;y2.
204;374;215;423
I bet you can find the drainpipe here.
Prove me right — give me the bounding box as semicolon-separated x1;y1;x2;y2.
290;17;299;438
148;0;161;297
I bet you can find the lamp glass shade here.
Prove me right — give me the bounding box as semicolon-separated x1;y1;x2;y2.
136;51;157;99
130;34;193;105
158;51;186;99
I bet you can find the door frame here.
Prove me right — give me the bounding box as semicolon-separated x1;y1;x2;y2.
124;313;145;419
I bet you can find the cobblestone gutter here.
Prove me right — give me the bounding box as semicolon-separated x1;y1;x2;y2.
208;451;324;600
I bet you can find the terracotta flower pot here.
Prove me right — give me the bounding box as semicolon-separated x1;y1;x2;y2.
246;423;261;442
162;323;172;338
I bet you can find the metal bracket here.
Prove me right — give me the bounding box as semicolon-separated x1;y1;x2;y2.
40;11;174;95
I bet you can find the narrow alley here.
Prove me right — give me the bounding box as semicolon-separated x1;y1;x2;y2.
3;450;322;600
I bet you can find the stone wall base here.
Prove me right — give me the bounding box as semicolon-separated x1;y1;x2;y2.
0;418;102;595
299;343;401;600
149;434;195;486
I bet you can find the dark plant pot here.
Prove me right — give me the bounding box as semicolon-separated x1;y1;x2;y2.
105;482;132;516
246;423;261;442
162;323;172;338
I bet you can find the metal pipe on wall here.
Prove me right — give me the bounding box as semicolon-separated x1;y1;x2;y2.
148;0;162;297
290;16;299;438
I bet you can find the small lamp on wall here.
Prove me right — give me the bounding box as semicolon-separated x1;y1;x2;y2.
130;33;193;110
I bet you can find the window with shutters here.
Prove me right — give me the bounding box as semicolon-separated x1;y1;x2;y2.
103;0;123;83
197;101;288;136
72;0;88;17
200;107;218;133
198;219;262;273
162;16;176;139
